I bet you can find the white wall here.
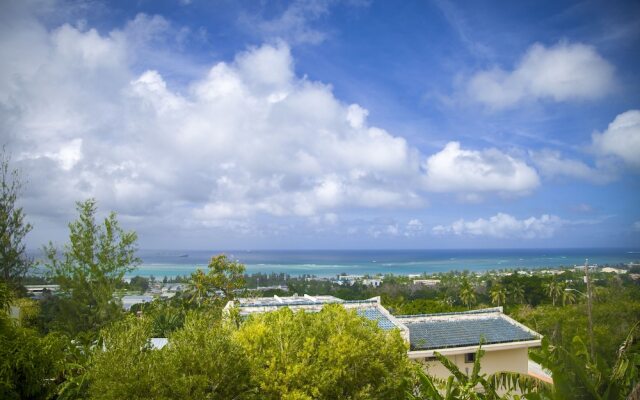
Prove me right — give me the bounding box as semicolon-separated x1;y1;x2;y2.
421;347;529;379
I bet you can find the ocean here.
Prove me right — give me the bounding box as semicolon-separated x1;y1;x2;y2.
130;248;640;278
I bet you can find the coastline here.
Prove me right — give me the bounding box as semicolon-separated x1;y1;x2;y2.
126;248;640;278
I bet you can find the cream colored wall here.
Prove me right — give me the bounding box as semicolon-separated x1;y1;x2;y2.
421;347;529;379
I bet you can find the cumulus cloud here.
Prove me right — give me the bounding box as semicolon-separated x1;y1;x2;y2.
422;142;539;195
592;109;640;169
0;2;554;245
0;7;432;232
433;213;562;239
468;41;615;109
530;149;616;184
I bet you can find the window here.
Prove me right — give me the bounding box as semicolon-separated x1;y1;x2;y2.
464;353;475;363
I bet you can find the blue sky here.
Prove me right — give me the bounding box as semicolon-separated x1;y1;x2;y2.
1;0;639;249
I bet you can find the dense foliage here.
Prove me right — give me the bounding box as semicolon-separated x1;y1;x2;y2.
43;199;140;339
86;306;412;400
0;149;33;289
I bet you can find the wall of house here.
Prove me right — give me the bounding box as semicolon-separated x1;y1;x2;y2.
421;347;529;379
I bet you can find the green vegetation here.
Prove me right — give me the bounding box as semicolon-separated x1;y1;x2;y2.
43;199;140;340
188;254;246;307
237;305;412;399
0;149;33;290
71;304;412;400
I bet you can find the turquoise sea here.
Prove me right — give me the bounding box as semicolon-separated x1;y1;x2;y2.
129;248;640;278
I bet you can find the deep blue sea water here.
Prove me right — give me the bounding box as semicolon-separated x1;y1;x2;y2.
129;248;640;278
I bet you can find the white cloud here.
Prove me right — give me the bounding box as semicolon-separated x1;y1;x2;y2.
468;42;615;109
241;0;370;46
433;213;562;239
592;110;640;169
0;9;432;231
0;3;564;245
404;219;424;237
530;149;616;184
422;142;539;195
633;221;640;232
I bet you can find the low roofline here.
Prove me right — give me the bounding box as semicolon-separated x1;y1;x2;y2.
396;307;503;319
408;339;542;358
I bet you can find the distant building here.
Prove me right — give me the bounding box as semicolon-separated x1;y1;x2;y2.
25;285;60;299
121;295;154;311
362;278;382;287
412;279;440;287
223;296;545;382
601;267;626;274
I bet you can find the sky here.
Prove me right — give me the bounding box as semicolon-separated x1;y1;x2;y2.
0;0;639;250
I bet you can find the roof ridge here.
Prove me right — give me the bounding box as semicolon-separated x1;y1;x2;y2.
396;307;503;319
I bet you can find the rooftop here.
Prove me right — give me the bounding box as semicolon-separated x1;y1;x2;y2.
236;294;343;307
356;307;397;331
225;297;541;354
397;308;539;351
226;295;405;333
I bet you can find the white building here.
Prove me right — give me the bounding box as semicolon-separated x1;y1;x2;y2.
362;278;382;287
601;267;627;274
224;295;547;382
121;295;154;311
397;308;544;380
413;279;440;287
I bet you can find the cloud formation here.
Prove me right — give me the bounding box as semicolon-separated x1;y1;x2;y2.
423;142;539;195
468;42;615;109
592;109;640;169
241;0;369;45
0;3;556;241
530;149;616;184
4;31;425;224
432;213;562;239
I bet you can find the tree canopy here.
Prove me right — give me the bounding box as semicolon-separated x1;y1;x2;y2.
0;149;33;289
44;199;140;338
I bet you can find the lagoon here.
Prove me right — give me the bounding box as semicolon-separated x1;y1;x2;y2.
129;248;640;278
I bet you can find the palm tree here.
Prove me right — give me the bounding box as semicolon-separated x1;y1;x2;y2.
458;278;477;309
561;283;576;306
530;322;640;399
189;269;209;307
544;279;563;306
509;282;525;305
490;284;507;307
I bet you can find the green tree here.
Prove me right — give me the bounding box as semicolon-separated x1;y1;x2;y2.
148;302;185;337
235;304;412;399
88;313;254;399
509;282;526;305
0;150;33;289
188;254;246;306
561;283;576;306
490;283;507;307
530;323;640;400
459;278;477;309
0;286;64;400
44;199;140;338
544;279;563;306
